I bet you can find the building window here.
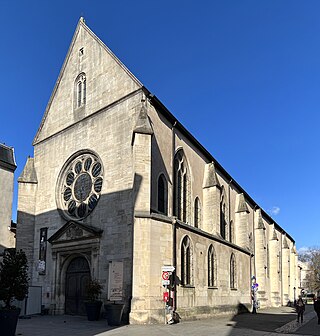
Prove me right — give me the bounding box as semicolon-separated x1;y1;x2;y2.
56;151;103;221
174;150;191;223
220;187;226;239
208;245;217;287
194;197;201;228
230;253;236;289
181;236;192;286
157;174;167;215
75;73;86;109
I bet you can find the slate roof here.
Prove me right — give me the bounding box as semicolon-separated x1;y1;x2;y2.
0;143;16;171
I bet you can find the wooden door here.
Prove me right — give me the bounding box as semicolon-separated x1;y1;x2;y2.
65;257;90;315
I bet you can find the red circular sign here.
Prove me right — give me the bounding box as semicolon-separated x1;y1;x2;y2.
162;271;169;280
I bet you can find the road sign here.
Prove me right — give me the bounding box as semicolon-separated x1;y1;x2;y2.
162;280;170;286
162;266;175;272
163;291;169;302
162;271;169;280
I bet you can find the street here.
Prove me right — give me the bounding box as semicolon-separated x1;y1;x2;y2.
16;305;320;336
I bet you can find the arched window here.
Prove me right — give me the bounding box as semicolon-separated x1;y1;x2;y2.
75;73;86;109
181;236;192;286
194;197;201;228
220;187;226;239
157;174;167;215
208;245;217;287
173;150;191;223
230;253;236;289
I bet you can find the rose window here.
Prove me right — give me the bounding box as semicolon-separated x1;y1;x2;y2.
57;152;103;220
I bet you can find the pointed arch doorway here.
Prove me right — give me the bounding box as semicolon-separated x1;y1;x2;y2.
65;256;90;315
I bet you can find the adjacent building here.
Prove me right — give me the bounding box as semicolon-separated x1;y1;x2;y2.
0;143;17;253
16;18;300;323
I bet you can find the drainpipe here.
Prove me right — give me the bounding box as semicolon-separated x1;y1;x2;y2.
172;217;177;310
253;205;257;278
172;121;177;311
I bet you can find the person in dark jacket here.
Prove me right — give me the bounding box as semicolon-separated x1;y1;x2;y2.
314;296;320;325
296;296;305;323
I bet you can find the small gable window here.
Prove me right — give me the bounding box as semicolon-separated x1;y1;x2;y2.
75;73;86;109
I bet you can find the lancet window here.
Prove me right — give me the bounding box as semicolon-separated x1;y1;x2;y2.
75;73;86;109
230;253;237;289
181;236;192;286
208;245;217;287
173;150;191;223
157;174;168;215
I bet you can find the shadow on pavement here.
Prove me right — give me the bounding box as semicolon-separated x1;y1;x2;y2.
227;306;297;335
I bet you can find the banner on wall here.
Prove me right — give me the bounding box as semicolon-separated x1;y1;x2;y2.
38;228;47;275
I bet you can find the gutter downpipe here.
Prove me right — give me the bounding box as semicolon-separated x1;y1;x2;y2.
172;121;177;311
251;205;257;304
253;205;258;278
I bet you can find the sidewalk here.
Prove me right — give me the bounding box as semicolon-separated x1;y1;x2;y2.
15;305;319;336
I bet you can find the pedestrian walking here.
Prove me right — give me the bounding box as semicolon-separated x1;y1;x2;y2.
314;296;320;325
296;296;305;323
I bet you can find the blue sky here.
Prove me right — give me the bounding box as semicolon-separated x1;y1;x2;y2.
1;1;319;250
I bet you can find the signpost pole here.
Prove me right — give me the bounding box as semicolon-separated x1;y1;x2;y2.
162;266;175;325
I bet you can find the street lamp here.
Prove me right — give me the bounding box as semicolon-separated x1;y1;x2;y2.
293;287;296;301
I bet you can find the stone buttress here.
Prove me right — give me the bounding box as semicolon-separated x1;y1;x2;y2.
202;162;220;235
234;193;249;249
16;157;38;281
131;101;157;323
254;208;267;307
281;234;290;304
269;227;281;306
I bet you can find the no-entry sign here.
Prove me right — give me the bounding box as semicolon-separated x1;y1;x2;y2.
162;271;169;280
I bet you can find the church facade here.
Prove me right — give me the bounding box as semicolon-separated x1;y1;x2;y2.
17;19;299;324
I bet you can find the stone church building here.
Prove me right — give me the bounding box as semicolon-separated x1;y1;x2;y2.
16;18;300;324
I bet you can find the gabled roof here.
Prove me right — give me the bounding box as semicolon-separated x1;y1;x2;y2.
33;17;142;145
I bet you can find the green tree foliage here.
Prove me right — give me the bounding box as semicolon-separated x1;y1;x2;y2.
299;247;320;294
0;249;29;309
